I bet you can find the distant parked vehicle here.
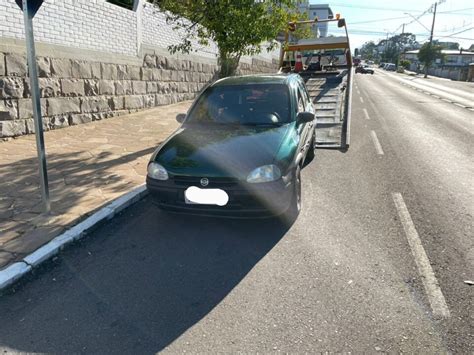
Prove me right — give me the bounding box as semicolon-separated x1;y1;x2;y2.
355;65;374;75
385;63;396;71
379;62;385;68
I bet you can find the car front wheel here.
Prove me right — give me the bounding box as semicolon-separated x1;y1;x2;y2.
282;165;301;224
304;130;316;166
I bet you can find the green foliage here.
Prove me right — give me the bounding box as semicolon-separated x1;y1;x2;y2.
418;43;444;69
360;33;419;63
381;40;399;64
399;60;410;69
433;40;459;50
289;10;313;42
154;0;298;77
359;41;376;61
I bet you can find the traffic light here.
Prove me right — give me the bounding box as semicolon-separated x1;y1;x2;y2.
288;22;296;32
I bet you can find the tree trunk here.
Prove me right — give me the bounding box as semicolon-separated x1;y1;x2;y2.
218;50;241;78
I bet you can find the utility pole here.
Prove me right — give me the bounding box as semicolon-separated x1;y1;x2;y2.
15;0;50;213
402;23;405;34
425;2;437;78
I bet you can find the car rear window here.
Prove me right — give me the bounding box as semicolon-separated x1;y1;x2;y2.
186;84;291;126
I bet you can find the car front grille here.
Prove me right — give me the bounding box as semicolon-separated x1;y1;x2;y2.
171;175;240;188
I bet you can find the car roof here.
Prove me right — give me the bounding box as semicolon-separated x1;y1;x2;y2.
211;74;299;87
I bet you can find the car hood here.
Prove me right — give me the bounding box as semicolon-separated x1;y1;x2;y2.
153;124;293;179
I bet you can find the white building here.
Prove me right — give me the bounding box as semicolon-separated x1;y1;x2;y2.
307;4;334;37
404;49;474;68
295;2;333;38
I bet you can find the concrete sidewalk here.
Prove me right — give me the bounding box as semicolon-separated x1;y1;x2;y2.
0;101;190;270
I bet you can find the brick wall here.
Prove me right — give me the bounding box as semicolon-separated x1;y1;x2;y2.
141;2;218;59
0;0;138;56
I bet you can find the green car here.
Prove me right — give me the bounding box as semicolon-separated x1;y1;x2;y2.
146;74;316;220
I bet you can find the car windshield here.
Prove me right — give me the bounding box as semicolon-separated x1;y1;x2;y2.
185;84;291;126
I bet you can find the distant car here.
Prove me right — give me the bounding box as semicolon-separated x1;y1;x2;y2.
379;62;386;68
146;74;316;220
385;63;396;71
355;65;374;74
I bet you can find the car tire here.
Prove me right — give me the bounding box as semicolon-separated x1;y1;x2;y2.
304;130;316;166
282;165;302;225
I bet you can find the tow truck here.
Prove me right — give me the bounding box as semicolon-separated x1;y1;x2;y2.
279;16;353;151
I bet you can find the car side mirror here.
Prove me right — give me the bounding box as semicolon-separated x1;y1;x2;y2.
176;113;186;123
296;111;314;124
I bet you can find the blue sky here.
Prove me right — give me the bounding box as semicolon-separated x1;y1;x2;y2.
310;0;473;50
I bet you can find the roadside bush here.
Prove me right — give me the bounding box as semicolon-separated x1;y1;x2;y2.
399;60;411;69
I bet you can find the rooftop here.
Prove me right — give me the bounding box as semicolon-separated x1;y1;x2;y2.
405;50;474;55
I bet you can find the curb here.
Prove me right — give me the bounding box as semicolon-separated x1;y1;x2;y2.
0;185;149;291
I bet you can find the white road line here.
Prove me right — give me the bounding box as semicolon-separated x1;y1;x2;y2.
370;130;384;155
357;89;361;95
392;193;451;319
454;103;465;108
363;108;370;120
359;96;364;103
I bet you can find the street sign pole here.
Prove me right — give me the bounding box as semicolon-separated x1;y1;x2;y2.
17;0;50;213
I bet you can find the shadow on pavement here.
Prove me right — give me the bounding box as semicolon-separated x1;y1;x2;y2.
0;146;158;265
0;198;290;353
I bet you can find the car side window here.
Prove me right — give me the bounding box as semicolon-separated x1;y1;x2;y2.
297;86;305;113
302;84;312;109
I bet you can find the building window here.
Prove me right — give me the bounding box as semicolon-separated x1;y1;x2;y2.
107;0;134;10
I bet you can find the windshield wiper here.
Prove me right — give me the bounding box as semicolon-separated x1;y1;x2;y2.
240;122;286;127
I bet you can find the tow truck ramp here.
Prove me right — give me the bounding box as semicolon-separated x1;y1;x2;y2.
279;17;353;151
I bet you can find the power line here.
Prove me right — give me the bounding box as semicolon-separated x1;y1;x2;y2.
442;26;474;37
328;3;427;13
436;22;473;33
349;15;412;25
437;8;474;14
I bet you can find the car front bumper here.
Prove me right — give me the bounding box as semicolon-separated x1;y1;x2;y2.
146;176;293;217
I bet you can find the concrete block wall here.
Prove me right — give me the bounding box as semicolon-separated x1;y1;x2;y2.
0;51;217;137
0;50;278;138
0;0;280;138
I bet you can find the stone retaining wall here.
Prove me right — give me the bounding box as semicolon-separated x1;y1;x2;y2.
0;51;278;138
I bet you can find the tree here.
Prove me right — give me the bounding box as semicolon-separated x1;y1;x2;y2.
359;41;377;61
433;40;459;50
154;0;298;78
418;42;444;78
399;59;410;69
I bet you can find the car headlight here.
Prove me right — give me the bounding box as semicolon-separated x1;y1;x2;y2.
247;164;281;183
147;162;169;180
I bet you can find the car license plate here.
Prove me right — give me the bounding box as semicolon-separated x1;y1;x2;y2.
184;186;229;206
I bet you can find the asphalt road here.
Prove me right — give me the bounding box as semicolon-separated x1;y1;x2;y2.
0;70;472;353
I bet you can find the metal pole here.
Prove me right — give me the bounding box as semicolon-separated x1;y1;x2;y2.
425;2;437;78
402;23;405;34
22;0;50;213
